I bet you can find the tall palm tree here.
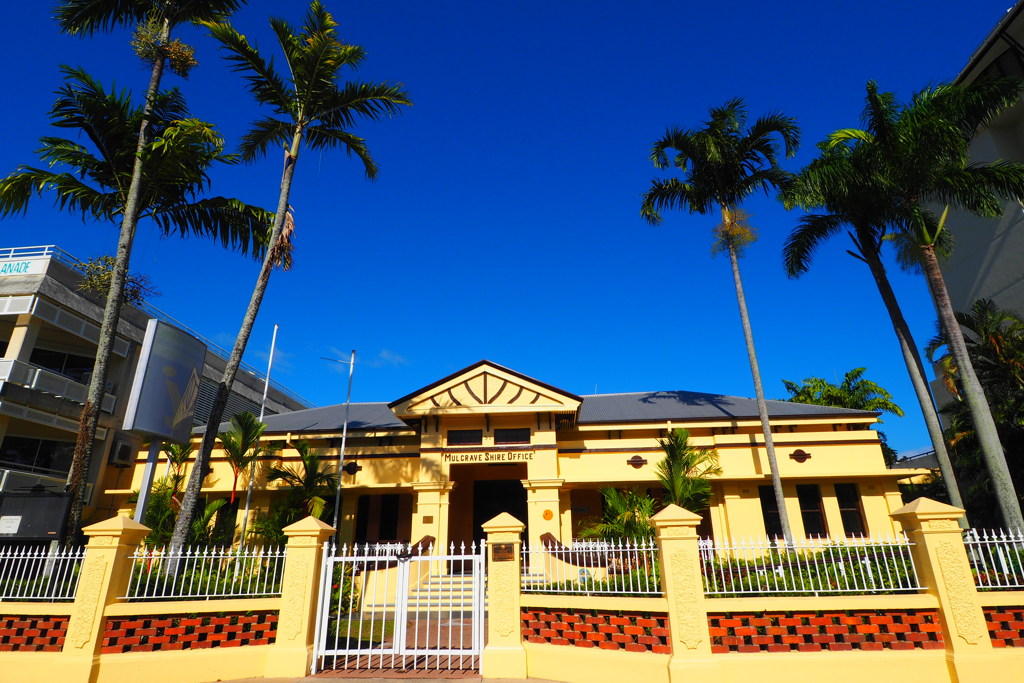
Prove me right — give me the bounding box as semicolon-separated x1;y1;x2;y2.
50;0;247;537
829;79;1024;529
783;126;968;520
0;67;270;535
217;411;267;505
923;300;1024;527
641;98;799;544
656;428;721;512
172;2;411;550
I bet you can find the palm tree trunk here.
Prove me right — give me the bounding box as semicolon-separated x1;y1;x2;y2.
170;125;303;552
920;243;1023;529
861;248;968;526
726;238;795;545
64;25;169;540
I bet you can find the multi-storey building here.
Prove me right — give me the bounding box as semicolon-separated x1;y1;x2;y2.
0;245;312;523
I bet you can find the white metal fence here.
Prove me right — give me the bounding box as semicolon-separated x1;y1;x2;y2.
964;528;1024;590
121;545;286;600
314;541;485;674
521;538;662;596
700;535;922;596
0;544;85;601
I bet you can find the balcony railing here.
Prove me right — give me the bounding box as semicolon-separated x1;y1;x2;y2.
0;358;115;412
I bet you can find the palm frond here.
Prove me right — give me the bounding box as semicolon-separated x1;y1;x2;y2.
783;213;847;277
238;117;295;163
201;19;295;111
304;127;378;177
150;197;274;258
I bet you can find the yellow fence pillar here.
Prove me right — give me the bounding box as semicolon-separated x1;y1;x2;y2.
264;516;335;678
63;516;150;681
651;504;717;682
481;512;527;679
890;498;992;683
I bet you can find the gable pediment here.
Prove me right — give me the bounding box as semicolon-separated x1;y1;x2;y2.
389;361;581;416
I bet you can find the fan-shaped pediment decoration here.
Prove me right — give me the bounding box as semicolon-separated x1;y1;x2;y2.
389;361;582;416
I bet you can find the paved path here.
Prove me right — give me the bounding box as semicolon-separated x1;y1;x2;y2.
212;678;561;683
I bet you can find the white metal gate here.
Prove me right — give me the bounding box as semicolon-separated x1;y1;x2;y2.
313;541;485;674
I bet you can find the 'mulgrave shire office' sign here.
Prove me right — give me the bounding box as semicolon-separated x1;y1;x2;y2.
441;450;535;464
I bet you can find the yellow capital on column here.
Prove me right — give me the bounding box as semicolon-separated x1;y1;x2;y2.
264;515;335;678
63;516;150;681
651;504;717;682
890;497;992;683
481;512;527;679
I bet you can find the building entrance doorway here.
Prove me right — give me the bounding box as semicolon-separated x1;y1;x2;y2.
447;463;528;546
472;479;527;543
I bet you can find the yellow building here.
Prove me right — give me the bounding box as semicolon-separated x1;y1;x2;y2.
109;360;925;546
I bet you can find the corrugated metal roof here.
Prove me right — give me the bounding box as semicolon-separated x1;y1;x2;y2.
577;390;877;424
195;391;876;436
194;402;408;435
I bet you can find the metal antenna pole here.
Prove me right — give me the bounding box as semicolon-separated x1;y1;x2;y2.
240;324;278;545
322;351;355;541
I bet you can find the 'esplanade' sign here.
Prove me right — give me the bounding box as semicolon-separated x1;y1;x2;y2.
442;450;535;464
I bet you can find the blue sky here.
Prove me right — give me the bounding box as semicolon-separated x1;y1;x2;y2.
0;1;1015;454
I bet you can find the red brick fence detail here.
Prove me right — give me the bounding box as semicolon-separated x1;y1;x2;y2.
0;615;69;652
101;611;278;654
984;607;1024;648
708;610;944;653
521;607;670;654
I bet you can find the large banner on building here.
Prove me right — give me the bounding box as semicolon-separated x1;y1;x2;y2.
122;319;207;441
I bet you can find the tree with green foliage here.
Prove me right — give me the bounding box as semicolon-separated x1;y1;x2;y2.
267;440;338;519
641;98;799;544
77;255;159;305
927;299;1024;526
782;368;904;467
824;78;1024;529
217;411;267;505
579;488;656;541
175;1;412;551
655;428;721;512
783;125;966;513
0;64;270;537
45;0;250;539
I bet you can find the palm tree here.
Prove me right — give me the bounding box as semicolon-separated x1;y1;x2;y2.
782;367;905;467
41;1;248;538
828;79;1024;529
268;441;338;518
641;98;799;544
782;367;903;415
656;428;721;512
783;130;967;518
579;489;656;541
0;67;270;536
173;2;411;550
217;412;267;506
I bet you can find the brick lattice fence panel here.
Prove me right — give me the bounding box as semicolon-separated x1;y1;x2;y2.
101;610;278;654
0;615;69;652
521;607;670;654
984;606;1024;647
707;610;944;653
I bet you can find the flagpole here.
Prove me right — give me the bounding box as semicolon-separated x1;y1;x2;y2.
240;324;278;545
323;351;356;541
